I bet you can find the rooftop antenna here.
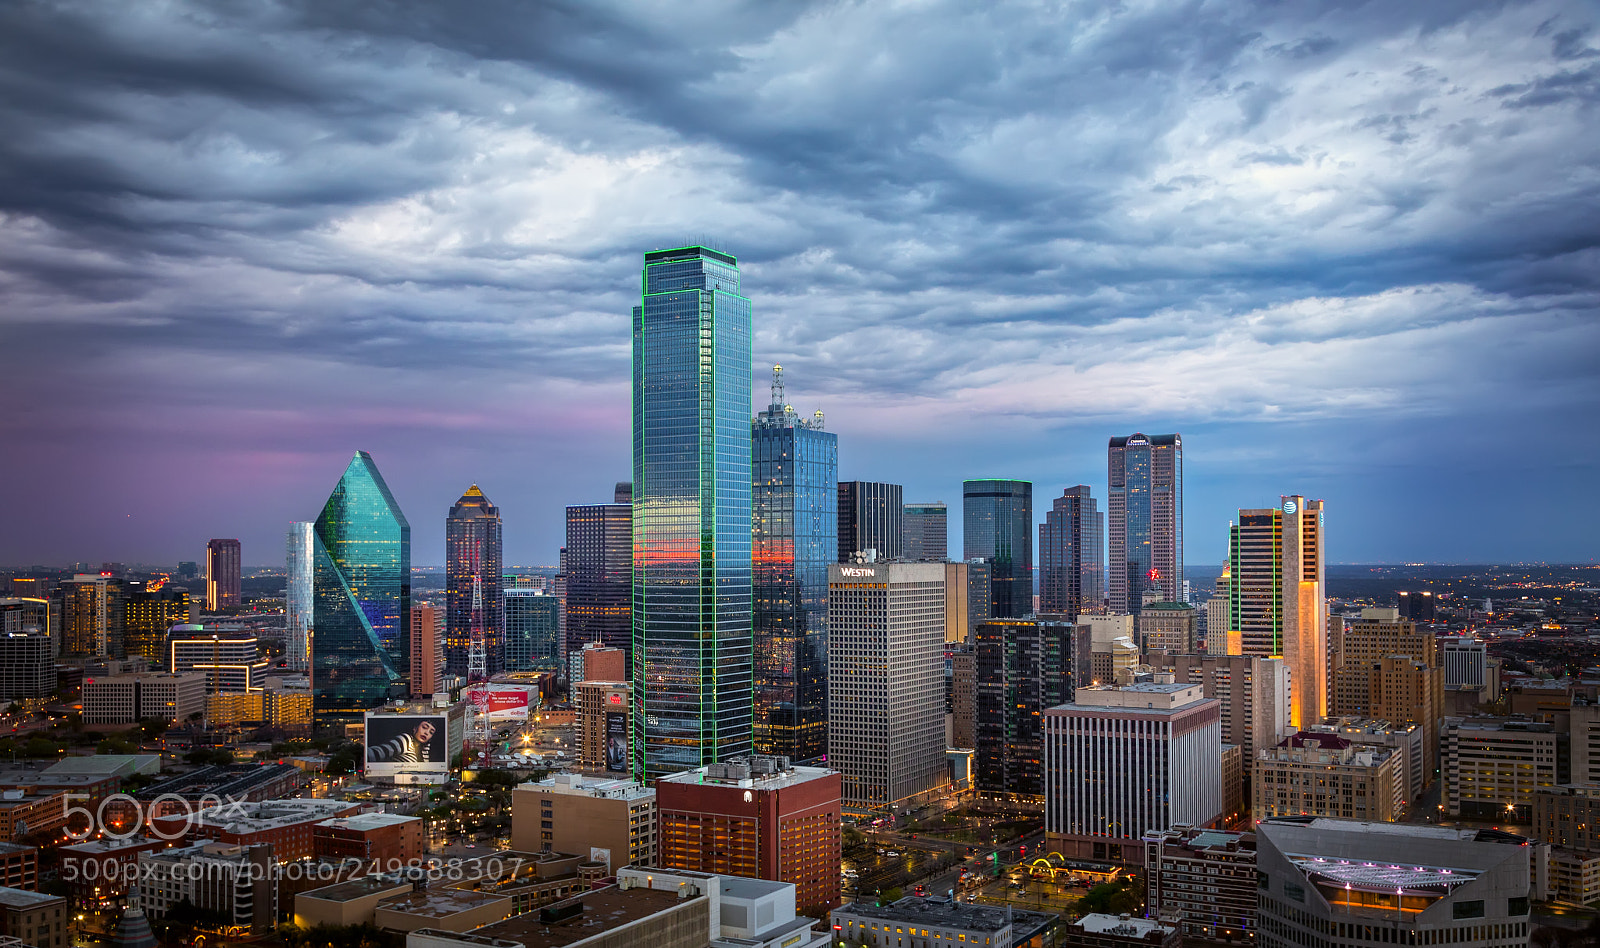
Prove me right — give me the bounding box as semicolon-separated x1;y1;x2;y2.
770;364;784;412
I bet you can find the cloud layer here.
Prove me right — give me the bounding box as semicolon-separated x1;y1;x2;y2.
2;0;1597;566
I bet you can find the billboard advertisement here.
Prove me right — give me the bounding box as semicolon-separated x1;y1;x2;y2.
364;714;450;777
605;710;627;773
467;686;533;722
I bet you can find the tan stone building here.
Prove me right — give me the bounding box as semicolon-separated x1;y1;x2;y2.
511;774;656;870
1138;603;1196;656
574;680;629;772
1252;732;1406;823
1329;608;1443;779
1442;717;1561;819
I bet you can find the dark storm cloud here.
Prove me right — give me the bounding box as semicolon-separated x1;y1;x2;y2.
1;0;1598;565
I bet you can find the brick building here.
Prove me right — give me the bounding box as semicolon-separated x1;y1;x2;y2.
313;813;424;869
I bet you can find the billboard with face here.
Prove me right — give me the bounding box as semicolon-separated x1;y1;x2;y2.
605;711;627;773
365;714;450;776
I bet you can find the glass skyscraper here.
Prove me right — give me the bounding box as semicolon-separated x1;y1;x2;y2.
631;245;753;779
504;587;561;673
285;521;313;671
312;451;411;731
1108;433;1183;613
445;485;503;678
837;482;903;562
963;479;1034;618
752;365;838;762
565;497;632;680
1039;485;1105;618
903;502;948;562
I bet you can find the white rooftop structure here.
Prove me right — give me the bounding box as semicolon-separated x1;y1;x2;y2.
1075;913;1176;937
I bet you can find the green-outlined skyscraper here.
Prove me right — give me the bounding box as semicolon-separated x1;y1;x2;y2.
631;245;753;779
312;450;411;731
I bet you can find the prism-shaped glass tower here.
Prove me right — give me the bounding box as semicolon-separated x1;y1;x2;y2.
312;451;411;731
632;245;753;779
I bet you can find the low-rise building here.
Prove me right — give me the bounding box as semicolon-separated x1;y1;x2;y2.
1255;818;1535;948
293;876;413;929
0;887;70;948
830;896;1055;948
83;672;206;724
59;837;169;911
1442;717;1565;819
0;789;68;841
1548;848;1600;906
1252;732;1406;823
1535;785;1600;852
167;626;271;692
147;798;359;863
511;774;656;870
1308;718;1427;805
373;888;514;934
126;763;308;823
137;842;276;935
1142;825;1256;946
0;843;37;891
1064;914;1180;947
313;813;424;870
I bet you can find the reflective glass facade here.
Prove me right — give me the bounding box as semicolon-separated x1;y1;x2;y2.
285;521;313;670
752;379;838;762
962;479;1034;618
1108;433;1183;613
632;246;753;779
565;501;633;671
312;451;410;730
903;503;948;562
837;481;902;562
445;485;503;677
1040;485;1105;618
504;588;561;673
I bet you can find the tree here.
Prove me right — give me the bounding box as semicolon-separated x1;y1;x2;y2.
184;747;233;766
97;737;139;755
23;736;60;758
1078;878;1142;917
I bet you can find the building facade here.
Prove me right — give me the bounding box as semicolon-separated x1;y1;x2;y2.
974;617;1084;799
752;366;837;762
657;757;843;913
138;842;276;935
827;562;947;813
1107;433;1182;613
1442;717;1563;819
58;574;123;658
1142;825;1258;946
83;672;205;724
311;451;411;731
837;482;902;562
511;774;657;870
1137;602;1196;656
575;680;630;772
564;496;632;681
204;539;241;612
962;479;1033;618
1164;653;1290;755
1043;682;1221;864
1252;732;1407;822
632;245;753;779
166;627;268;692
122;580;190;663
0;629;53;701
902;503;948;562
1255;818;1533;948
503;588;560;674
445;485;503;678
409;603;444;697
1039;485;1104;619
1228;496;1326;729
285;521;314;671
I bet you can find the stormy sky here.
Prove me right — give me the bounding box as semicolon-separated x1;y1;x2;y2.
2;0;1597;568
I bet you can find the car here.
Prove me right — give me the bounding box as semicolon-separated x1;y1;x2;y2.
465;843;477;849
886;851;900;857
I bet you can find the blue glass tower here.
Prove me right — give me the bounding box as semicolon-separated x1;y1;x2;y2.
312;451;411;731
503;587;561;673
963;479;1034;618
752;365;837;762
632;245;753;779
1107;433;1183;614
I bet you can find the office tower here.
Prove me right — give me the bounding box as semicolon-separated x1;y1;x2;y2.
1396;589;1436;621
511;776;657;870
409;604;444;697
974;616;1086;799
948;643;976;749
580;643;627;683
1255;817;1534;948
166;627;269;692
902;503;948;562
1204;566;1233;654
1442;636;1489;689
837;481;902;562
176;561;199;581
1442;716;1560;819
752;365;838;761
1165;654;1290;755
657;757;844;913
1331;607;1442;779
0;602;53;700
632;245;753;779
613;481;632;504
1079;614;1134;685
204;539;241;612
565;496;632;683
1143;826;1257;948
1043;681;1221;864
1227;495;1326;729
122;580;191;663
284;522;314;671
311;451;411;731
827;562;946;813
1107;433;1182;613
445;485;503;678
941;561;993;645
503;587;560;673
58;574;125;658
1137;602;1196;657
575;680;631;772
962;479;1033;618
1039;486;1104;618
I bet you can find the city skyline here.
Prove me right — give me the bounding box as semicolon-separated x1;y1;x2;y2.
2;2;1597;568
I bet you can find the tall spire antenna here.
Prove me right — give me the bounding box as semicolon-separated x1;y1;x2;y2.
770;364;784;411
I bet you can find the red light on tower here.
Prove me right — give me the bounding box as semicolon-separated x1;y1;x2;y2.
1147;567;1160;581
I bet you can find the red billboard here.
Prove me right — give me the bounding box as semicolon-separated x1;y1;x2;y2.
468;686;532;721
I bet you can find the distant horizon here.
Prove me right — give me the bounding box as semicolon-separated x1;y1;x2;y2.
8;560;1596;573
